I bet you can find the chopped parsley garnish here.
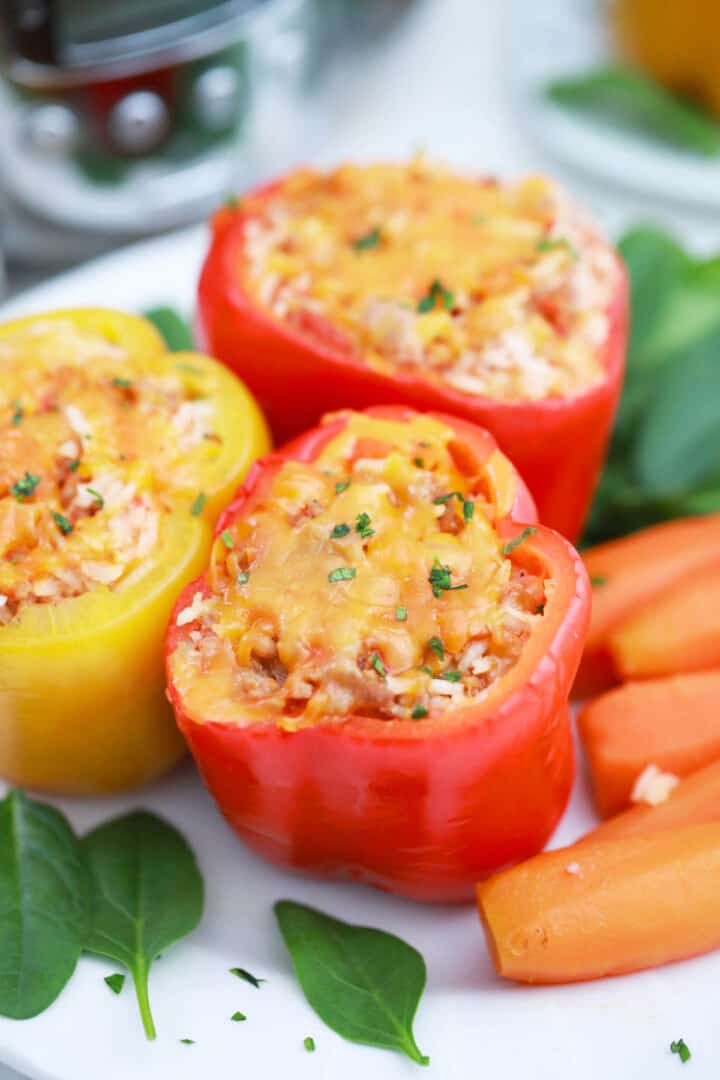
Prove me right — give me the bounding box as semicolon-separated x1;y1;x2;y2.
331;523;350;539
190;492;207;517
229;967;265;988
395;605;408;622
670;1039;691;1064
11;400;23;426
304;1036;316;1052
52;511;73;536
111;376;132;389
536;603;546;615
10;472;41;502
328;567;356;583
221;529;234;550
231;1011;247;1022
370;652;387;677
86;487;104;509
433;491;463;505
434;491;474;524
355;512;375;539
421;665;433;676
418;278;454;314
335;479;351;494
411;704;429;719
352;227;381;252
463;499;474;523
536;235;578;259
68;459;80;472
441;670;462;682
427;636;445;661
502;526;537;556
237;571;250;585
428;558;468;597
590;574;608;587
180;1038;195;1045
104;973;125;995
413;457;424;468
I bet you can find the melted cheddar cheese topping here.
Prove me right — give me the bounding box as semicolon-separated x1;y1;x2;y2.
242;160;619;402
169;413;546;727
0;318;221;620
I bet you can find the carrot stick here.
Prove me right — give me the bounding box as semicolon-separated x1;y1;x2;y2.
578;671;720;817
609;563;720;680
476;822;720;984
580;758;720;845
575;514;720;696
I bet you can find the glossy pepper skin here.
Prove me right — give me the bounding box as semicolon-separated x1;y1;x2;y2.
0;309;270;795
196;183;629;540
166;406;590;902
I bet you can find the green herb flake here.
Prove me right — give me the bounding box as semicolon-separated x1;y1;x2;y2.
590;574;608;587
328;567;356;583
180;1038;195;1045
355;512;375;539
331;523;350;539
111;376;132;389
52;511;73;536
420;665;433;676
230;967;265;988
142;306;193;352
670;1038;691;1064
433;491;463;505
536;603;546;615
221;529;234;550
86;487;104;509
231;1011;247;1022
370;652;387;678
104;973;125;995
502;526;537;557
441;670;462;682
411;704;429;720
237;571;250;585
427;636;445;661
428;558;468;597
352;227;381;252
463;499;474;523
10;471;41;502
274;900;429;1066
536;236;578;259
190;492;206;517
68;459;81;472
418;278;454;314
304;1036;316;1052
335;479;351;495
395;605;408;622
413;457;424;468
11;400;23;426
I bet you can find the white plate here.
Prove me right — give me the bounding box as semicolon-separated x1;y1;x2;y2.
510;0;720;210
0;227;717;1080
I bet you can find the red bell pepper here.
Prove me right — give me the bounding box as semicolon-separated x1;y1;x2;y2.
196;179;628;539
165;406;590;902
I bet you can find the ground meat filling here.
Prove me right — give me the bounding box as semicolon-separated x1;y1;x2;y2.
174;414;548;725
0;320;220;621
242;159;619;403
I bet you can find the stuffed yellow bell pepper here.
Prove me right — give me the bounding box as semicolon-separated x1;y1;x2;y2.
0;308;270;794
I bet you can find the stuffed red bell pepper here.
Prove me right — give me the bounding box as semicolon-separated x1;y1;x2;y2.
197;160;628;539
166;406;589;901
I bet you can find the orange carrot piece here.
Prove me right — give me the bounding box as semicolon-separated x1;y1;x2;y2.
477;822;720;984
609;564;720;680
581;758;720;845
578;671;720;817
575;514;720;696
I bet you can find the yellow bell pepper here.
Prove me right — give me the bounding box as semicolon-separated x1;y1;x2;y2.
0;308;270;794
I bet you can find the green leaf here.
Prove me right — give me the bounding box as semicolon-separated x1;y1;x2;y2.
618;227;689;359
0;789;88;1019
274;900;429;1066
104;973;125;995
633;325;720;495
547;66;720;157
229;966;265;988
82;811;204;1040
142;306;193;352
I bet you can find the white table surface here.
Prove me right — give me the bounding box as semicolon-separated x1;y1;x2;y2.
1;1;717;1076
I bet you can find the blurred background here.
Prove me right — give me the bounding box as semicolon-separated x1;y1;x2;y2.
3;0;720;298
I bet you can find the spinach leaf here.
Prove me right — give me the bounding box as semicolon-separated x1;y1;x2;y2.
547;67;720;157
0;789;87;1019
82;811;203;1039
274;900;429;1066
142;306;193;351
